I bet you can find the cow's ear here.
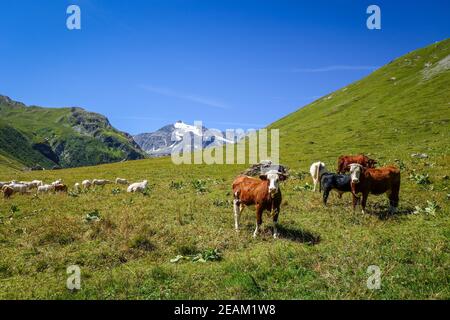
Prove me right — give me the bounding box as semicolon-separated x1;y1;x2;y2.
259;174;267;180
279;174;288;181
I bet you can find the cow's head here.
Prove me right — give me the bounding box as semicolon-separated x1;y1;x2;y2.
260;170;287;196
349;164;363;184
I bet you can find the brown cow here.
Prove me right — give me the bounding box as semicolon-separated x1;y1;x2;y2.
232;170;287;238
54;184;68;193
2;185;14;199
337;154;377;173
348;164;400;214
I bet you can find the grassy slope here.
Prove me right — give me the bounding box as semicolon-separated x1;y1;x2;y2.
0;119;56;169
0;40;448;299
0;103;144;168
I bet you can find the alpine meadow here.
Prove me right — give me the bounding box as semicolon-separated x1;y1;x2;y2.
0;38;449;300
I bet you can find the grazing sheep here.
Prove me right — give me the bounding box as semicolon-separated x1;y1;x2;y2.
92;179;112;186
8;183;29;194
127;180;148;193
82;180;92;189
115;178;128;185
51;179;63;186
2;185;14;199
74;183;81;192
19;181;33;188
31;180;44;187
20;180;43;189
54;184;68;193
38;184;55;194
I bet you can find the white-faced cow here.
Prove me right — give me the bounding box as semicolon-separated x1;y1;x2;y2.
232;170;287;238
349;164;400;214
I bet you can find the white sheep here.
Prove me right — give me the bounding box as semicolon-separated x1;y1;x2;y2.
115;178;129;185
38;184;55;194
82;180;92;189
127;180;148;193
51;179;63;186
20;180;43;189
92;179;112;186
19;181;33;188
74;183;81;192
8;183;29;194
31;180;44;187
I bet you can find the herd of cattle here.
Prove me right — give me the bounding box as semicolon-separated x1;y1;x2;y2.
0;178;149;198
0;154;400;239
233;154;400;238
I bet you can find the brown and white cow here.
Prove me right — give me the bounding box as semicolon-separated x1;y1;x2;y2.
232;170;287;238
337;154;377;174
348;164;400;214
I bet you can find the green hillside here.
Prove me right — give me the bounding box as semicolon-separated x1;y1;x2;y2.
272;38;449;167
0;96;146;169
0;40;448;299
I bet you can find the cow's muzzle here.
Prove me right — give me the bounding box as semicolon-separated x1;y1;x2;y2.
352;178;359;184
269;188;277;197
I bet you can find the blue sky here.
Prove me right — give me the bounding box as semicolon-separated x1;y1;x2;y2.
0;0;449;134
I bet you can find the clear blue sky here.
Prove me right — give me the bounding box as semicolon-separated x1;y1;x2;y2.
1;0;449;134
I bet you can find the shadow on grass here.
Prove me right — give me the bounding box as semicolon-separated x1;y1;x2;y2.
276;225;321;245
364;203;416;220
241;223;320;245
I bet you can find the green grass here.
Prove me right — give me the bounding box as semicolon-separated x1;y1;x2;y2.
0;39;448;299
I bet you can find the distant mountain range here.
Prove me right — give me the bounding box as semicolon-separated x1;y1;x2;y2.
0;94;237;170
0;95;146;170
133;121;235;157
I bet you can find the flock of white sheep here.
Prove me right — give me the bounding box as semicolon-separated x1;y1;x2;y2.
0;178;148;198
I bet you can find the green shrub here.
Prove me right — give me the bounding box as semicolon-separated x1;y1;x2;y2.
293;183;313;191
169;181;185;190
409;172;431;185
191;179;208;193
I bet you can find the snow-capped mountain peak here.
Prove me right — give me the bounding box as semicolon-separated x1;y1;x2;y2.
133;121;235;157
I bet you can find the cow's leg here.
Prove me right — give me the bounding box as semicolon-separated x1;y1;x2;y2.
352;194;358;211
323;188;330;205
312;179;317;192
272;207;280;239
388;189;399;214
233;199;241;231
361;193;368;214
253;205;263;238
